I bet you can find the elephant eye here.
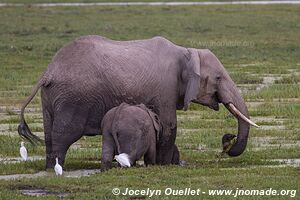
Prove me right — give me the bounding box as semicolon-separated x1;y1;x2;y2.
216;76;221;81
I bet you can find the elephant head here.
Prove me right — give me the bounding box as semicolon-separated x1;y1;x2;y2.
183;48;259;156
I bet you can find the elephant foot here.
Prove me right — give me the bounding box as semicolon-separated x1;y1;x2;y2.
101;161;112;171
171;144;180;165
46;152;66;169
157;147;179;165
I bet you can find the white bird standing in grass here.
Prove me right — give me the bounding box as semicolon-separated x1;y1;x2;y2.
54;157;63;176
114;153;131;167
19;141;27;161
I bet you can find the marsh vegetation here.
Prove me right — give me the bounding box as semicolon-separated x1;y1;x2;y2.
0;4;299;199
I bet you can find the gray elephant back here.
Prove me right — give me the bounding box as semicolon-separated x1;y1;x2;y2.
42;36;184;136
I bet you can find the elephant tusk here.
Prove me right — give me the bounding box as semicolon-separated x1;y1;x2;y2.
228;103;260;128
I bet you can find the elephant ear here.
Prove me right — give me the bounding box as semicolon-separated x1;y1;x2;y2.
137;104;161;142
183;48;201;111
147;110;161;142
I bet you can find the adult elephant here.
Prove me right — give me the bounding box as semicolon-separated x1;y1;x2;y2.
18;35;258;168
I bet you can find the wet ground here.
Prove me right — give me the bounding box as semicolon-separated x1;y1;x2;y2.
0;158;299;181
19;187;68;198
0;70;299;198
0;169;102;181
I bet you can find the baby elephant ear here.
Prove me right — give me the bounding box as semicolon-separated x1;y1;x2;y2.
147;111;161;142
140;106;160;141
183;48;201;111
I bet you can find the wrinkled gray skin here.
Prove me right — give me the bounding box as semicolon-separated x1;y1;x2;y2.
101;103;172;170
18;35;250;168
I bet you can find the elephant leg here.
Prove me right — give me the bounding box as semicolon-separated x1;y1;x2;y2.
144;143;156;166
41;90;55;169
43;109;54;169
101;131;115;171
156;125;178;165
46;106;87;168
171;144;180;165
154;105;179;165
144;128;156;166
48;125;84;168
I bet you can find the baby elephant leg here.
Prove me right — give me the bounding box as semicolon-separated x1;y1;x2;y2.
144;142;156;166
101;132;115;171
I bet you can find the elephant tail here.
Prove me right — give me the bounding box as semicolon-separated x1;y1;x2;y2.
111;131;131;167
111;103;131;167
18;74;48;145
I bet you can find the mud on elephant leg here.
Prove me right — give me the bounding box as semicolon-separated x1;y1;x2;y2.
156;125;179;165
46;147;68;169
46;132;80;168
45;112;86;168
43;113;54;169
45;134;54;168
42;102;55;169
47;131;83;168
171;144;180;165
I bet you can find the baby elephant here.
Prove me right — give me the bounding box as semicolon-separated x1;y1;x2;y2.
101;103;161;170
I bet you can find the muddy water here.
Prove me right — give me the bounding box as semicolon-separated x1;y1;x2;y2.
219;158;300;170
0;169;102;180
251;116;286;130
256;76;282;91
247;102;265;108
20;188;68;197
251;116;286;123
2;158;297;181
0;171;48;180
271;159;300;167
250;136;300;151
237;71;300;93
0;106;41;114
259;125;285;130
64;169;102;178
0;156;44;164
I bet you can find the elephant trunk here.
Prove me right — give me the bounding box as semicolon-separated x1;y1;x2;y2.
219;82;252;156
224;96;250;156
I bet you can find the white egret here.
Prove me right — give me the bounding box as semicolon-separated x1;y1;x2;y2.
54;157;63;175
19;141;27;161
114;153;131;167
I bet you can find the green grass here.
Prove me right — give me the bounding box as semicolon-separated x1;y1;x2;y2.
275;74;300;84
0;0;267;3
0;4;299;200
0;167;299;199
